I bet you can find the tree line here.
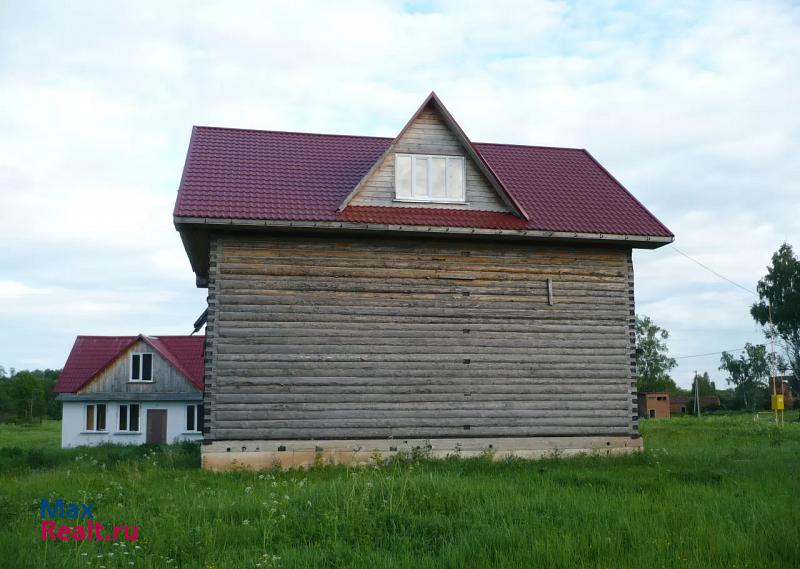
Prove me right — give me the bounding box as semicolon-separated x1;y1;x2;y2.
0;366;62;423
636;243;800;412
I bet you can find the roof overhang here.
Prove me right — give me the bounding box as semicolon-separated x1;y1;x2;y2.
58;393;203;402
175;215;674;286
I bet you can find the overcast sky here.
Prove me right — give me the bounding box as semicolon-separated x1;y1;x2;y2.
1;0;798;387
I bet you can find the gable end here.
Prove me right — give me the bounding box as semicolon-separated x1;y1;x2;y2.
339;93;526;218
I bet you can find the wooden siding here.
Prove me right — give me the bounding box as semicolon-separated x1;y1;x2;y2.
79;340;198;395
204;233;636;441
348;108;509;212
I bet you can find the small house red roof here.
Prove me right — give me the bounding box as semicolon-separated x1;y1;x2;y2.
55;335;205;393
173;128;672;238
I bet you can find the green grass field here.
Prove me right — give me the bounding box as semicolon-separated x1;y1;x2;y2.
0;414;798;568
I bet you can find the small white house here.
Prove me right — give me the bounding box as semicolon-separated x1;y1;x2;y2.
55;334;205;448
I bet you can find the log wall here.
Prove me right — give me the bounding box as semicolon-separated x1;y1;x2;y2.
202;233;638;441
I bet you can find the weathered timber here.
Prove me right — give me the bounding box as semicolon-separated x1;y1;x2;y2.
203;233;635;441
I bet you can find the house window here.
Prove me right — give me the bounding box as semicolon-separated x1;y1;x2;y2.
649;409;656;418
395;154;465;202
85;404;107;432
118;404;140;432
186;404;203;432
130;353;153;382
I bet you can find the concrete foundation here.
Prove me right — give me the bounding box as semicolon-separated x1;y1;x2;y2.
201;436;643;470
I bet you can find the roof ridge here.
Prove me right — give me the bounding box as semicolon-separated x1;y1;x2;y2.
144;335;200;339
194;125;394;141
74;335;137;339
473;141;585;152
194;125;586;152
73;334;197;339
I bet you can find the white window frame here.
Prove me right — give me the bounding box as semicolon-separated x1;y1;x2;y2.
185;404;202;433
84;403;107;433
129;353;154;383
117;403;141;433
394;154;466;204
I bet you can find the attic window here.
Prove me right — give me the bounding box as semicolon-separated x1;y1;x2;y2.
130;353;153;382
395;154;465;203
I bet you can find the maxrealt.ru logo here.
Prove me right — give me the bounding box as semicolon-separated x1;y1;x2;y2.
39;499;139;541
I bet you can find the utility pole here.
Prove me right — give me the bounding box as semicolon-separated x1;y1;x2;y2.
694;370;701;418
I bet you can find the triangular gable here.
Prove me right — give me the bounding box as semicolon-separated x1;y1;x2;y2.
76;338;200;395
338;92;529;219
56;334;203;393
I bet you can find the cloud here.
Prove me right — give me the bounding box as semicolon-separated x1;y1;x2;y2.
0;0;798;387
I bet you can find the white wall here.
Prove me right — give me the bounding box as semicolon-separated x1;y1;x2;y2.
61;401;203;448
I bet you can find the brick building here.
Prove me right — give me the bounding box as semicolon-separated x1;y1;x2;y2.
637;392;670;419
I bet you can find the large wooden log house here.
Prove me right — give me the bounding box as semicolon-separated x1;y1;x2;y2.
174;93;673;469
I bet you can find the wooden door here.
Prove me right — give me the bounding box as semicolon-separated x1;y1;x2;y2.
146;409;167;444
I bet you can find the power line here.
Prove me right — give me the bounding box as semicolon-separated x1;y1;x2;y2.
673;347;747;360
668;244;758;296
664;245;767;364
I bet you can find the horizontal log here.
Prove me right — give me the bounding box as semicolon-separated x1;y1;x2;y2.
220;410;628;423
211;426;633;439
217;304;627;320
215;415;629;428
213;369;628;380
214;399;627;411
214;336;628;349
211;384;628;396
215;361;628;372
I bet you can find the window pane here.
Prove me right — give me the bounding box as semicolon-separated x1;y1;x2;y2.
186;405;195;432
97;404;106;431
86;405;94;431
395;155;412;199
119;405;128;431
142;354;153;381
447;157;465;200
413;156;428;197
130;405;139;431
430;157;447;199
131;354;140;380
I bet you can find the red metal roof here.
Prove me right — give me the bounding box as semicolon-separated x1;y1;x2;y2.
174;128;672;238
55;335;205;393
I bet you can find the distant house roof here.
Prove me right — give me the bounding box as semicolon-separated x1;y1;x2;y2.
55;335;205;393
173;92;672;241
174;128;673;239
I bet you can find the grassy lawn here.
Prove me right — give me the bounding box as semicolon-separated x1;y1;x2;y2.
0;414;798;568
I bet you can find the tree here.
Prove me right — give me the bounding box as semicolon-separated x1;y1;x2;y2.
8;371;46;422
635;315;678;392
719;344;769;410
691;371;716;396
751;243;800;398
